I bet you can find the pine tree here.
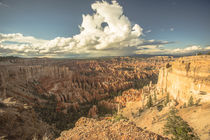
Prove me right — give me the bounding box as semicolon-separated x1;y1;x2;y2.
188;96;194;107
146;95;153;108
164;108;199;140
165;93;170;106
154;92;157;102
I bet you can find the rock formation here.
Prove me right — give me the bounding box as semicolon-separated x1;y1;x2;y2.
0;97;53;140
0;56;173;139
56;117;169;140
157;55;210;104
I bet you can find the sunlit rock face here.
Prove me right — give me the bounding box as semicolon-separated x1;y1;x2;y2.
56;117;169;140
157;55;210;104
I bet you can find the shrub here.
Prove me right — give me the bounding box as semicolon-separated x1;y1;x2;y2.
183;103;187;108
195;99;201;106
164;108;199;140
139;108;144;114
157;104;163;112
197;52;202;55
154;93;157;102
112;113;128;122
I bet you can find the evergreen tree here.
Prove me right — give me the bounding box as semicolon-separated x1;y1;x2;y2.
164;108;199;140
154;92;157;102
183;103;187;108
188;96;194;107
146;95;153;108
165;93;170;105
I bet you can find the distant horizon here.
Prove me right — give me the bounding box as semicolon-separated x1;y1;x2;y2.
1;51;209;59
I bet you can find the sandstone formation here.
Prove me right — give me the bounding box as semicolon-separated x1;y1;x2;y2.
0;97;53;140
112;55;210;140
157;55;210;104
56;117;169;140
0;56;173;139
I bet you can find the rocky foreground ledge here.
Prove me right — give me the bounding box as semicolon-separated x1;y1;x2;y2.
56;117;169;140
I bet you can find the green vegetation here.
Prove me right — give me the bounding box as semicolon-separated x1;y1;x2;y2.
186;96;201;107
154;92;157;102
188;96;194;107
164;108;199;140
165;93;170;106
146;95;153;108
195;99;201;106
157;104;163;112
112;113;128;122
166;63;171;68
138;108;144;116
197;52;202;55
185;63;191;74
183;103;187;108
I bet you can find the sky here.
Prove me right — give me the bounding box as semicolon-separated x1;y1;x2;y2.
0;0;210;57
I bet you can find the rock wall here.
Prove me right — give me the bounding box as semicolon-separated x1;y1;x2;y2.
157;55;210;103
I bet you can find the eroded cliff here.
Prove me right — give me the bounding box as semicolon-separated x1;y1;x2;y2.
157;55;210;104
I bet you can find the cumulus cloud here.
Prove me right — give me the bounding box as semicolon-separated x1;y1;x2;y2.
1;1;205;57
136;45;210;55
1;1;146;57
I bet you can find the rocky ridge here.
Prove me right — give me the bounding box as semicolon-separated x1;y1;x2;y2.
56;117;169;140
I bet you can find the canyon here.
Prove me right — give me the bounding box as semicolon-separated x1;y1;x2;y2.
0;55;209;140
0;56;172;139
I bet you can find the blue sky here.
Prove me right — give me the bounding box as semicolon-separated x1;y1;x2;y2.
0;0;210;57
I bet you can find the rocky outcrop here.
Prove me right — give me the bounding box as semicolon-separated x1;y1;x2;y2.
0;97;53;140
56;117;169;140
88;105;98;118
157;55;210;104
115;88;142;107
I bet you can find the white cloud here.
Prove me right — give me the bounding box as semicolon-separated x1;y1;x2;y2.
1;1;205;57
0;33;47;44
172;45;202;53
145;30;152;33
0;1;145;57
136;45;210;55
205;46;210;50
170;28;174;31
